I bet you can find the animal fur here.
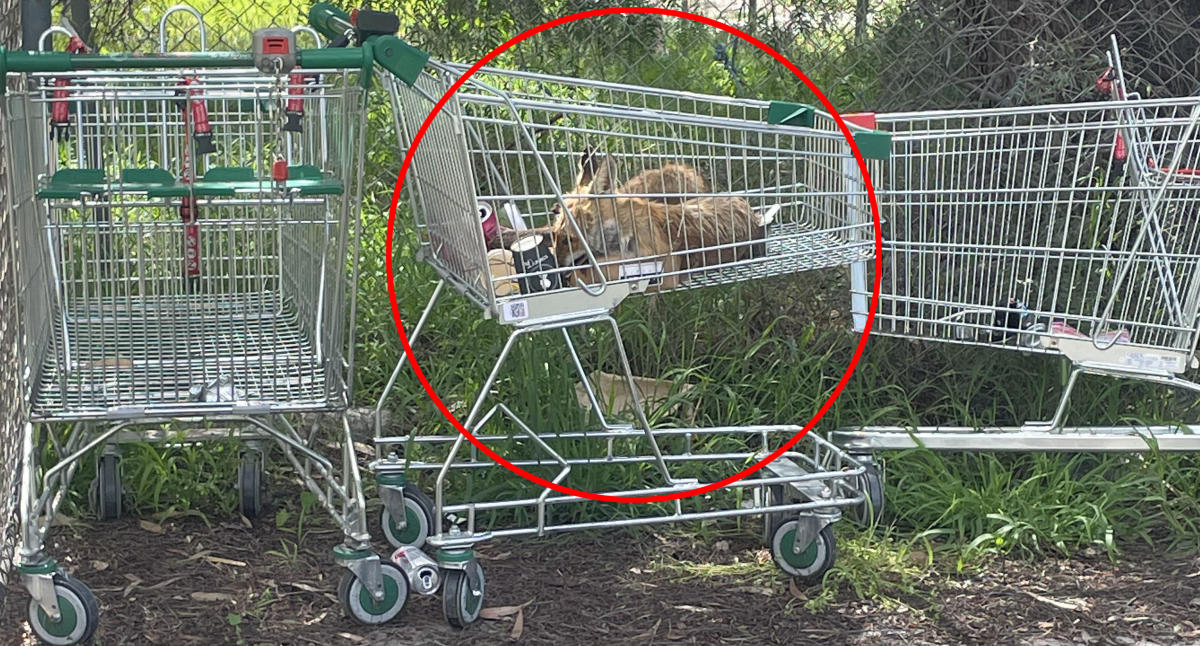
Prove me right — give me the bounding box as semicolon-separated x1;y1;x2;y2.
550;152;767;279
492;149;709;250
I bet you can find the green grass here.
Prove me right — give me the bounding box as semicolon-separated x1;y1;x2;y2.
39;0;1200;591
53;249;1200;569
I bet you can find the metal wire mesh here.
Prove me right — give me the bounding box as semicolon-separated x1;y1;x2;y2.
5;66;365;420
0;0;21;598
50;0;1200;109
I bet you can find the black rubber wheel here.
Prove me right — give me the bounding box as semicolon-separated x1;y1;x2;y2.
339;561;409;625
90;454;122;521
26;573;100;646
854;464;886;526
770;521;837;584
761;483;787;542
381;486;436;549
238;451;263;519
442;559;485;629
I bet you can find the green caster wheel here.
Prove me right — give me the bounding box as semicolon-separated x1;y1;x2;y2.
442;558;485;629
338;561;409;625
381;487;435;549
770;520;836;583
89;453;122;521
26;573;100;645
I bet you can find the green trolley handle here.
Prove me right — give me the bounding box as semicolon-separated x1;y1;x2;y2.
0;4;427;93
308;2;355;42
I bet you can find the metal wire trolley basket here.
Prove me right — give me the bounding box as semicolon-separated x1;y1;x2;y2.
371;47;887;626
832;36;1200;455
3;5;427;641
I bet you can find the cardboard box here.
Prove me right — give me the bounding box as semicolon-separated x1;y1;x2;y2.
569;250;683;292
575;371;695;422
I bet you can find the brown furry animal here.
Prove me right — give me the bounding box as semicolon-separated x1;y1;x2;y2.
492;150;709;250
551;152;767;281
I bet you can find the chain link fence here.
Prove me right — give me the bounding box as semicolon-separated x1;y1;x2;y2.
50;0;1200;110
1;0;23;607
8;0;1198;573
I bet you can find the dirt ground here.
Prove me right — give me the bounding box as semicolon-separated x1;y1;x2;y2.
4;510;1200;646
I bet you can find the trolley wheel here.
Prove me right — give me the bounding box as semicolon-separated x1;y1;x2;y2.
238;450;264;519
338;561;409;625
381;487;435;549
762;483;787;543
26;573;100;646
770;520;836;583
442;559;485;629
854;464;885;526
89;454;122;521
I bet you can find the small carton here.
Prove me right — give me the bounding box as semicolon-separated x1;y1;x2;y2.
575;371;695;422
568;251;682;292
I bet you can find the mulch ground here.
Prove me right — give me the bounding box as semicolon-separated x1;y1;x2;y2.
4;511;1200;646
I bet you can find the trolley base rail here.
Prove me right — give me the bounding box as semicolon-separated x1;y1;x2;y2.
831;424;1200;452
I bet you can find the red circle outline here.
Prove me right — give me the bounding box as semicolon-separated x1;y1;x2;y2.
385;7;883;504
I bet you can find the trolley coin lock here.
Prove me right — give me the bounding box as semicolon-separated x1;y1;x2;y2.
509;234;562;294
253;28;297;74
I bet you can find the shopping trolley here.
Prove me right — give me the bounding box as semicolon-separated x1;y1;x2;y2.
830;36;1200;455
2;5;427;641
371;53;888;626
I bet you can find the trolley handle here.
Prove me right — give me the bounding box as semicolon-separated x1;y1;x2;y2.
0;38;428;88
159;4;208;53
308;2;355;43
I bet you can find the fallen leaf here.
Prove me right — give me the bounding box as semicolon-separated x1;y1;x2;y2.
789;578;806;600
481;605;524;620
337;633;365;643
190;591;233;602
729;585;774;596
204;556;248;568
91;560;109;572
1024;590;1088;612
139;520;164;534
305;611;329;626
240;515;253;529
144;576;185;592
634;619;662;641
509;608;524;640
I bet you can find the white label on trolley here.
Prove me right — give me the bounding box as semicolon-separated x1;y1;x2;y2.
619;261;665;285
1120;352;1183;373
501;300;530;323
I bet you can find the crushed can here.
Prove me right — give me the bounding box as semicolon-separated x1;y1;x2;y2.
390;545;441;596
